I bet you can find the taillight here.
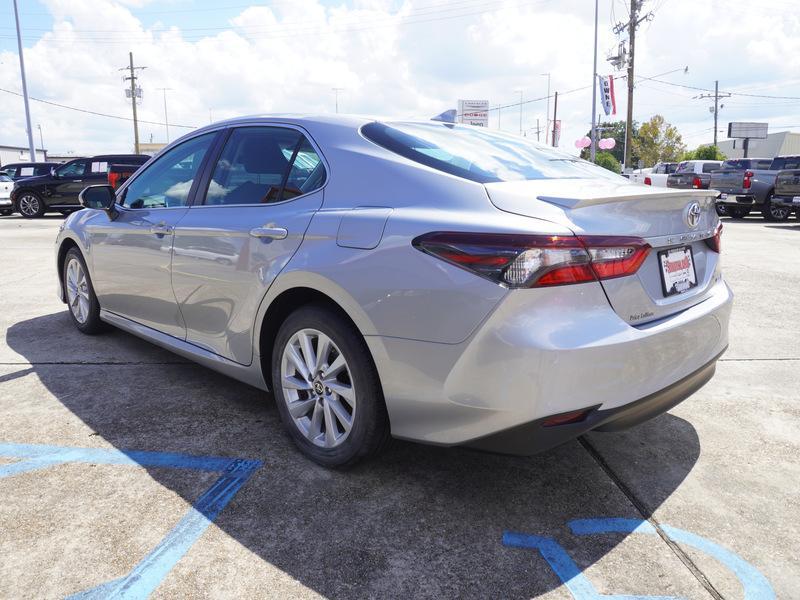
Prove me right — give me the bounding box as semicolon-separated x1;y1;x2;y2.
692;176;703;189
743;170;753;189
644;176;652;185
108;171;121;189
412;232;651;288
705;222;722;253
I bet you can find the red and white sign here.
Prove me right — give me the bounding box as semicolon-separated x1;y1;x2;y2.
598;75;617;117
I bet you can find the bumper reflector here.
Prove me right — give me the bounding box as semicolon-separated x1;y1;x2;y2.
542;409;592;428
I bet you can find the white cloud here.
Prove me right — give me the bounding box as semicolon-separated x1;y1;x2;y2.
0;0;798;158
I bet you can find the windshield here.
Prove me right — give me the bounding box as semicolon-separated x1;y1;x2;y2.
0;174;11;182
361;121;623;184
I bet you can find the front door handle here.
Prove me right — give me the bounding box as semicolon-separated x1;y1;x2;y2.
250;226;288;240
150;223;174;235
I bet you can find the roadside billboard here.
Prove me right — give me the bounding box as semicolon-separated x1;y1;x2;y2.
458;100;490;127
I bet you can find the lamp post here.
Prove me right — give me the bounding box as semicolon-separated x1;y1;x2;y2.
590;0;599;162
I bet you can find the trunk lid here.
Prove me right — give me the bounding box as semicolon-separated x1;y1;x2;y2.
485;179;720;325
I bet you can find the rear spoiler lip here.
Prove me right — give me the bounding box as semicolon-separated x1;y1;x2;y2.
537;188;714;209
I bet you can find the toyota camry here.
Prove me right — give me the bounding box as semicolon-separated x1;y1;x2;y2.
55;115;732;467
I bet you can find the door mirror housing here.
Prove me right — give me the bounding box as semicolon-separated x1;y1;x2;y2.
79;185;118;219
50;167;58;178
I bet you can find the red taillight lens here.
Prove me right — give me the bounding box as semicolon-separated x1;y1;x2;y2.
412;232;650;288
705;222;722;253
542;409;592;427
644;176;652;185
108;171;121;189
692;176;703;189
743;170;753;189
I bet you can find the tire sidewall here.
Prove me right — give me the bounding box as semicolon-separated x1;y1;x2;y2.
271;305;384;467
763;194;790;222
63;248;103;334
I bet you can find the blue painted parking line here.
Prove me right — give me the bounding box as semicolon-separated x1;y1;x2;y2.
0;442;262;599
505;517;775;600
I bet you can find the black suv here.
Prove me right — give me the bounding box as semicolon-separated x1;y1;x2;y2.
11;154;149;218
1;162;60;181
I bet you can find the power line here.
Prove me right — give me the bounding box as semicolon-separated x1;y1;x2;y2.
636;76;800;101
0;86;196;128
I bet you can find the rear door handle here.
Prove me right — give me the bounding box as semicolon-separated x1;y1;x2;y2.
250;226;288;240
150;223;174;235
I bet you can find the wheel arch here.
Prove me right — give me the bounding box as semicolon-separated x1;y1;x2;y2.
255;275;379;392
56;235;88;302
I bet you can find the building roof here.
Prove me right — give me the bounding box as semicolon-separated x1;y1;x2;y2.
718;131;800;159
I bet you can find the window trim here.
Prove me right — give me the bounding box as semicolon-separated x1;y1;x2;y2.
115;130;224;211
187;123;329;210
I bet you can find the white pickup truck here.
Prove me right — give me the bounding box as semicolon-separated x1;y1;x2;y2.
630;162;679;187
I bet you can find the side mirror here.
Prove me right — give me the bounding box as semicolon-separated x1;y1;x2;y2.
79;185;118;219
50;167;57;178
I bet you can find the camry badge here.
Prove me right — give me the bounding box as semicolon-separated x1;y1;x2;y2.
684;202;702;229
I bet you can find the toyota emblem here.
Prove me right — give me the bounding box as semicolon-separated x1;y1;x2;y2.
684;202;702;229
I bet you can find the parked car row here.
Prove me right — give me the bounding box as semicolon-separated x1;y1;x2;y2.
711;155;800;221
0;154;149;218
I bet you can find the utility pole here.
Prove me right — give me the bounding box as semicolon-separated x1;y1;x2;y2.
541;73;551;145
590;0;599;162
332;87;344;113
37;124;44;153
12;0;36;162
535;118;541;142
515;90;523;135
615;0;653;168
696;80;730;148
551;91;559;146
157;87;172;143
120;52;146;154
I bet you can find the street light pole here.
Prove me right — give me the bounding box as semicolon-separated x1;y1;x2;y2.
332;88;344;113
12;0;36;162
157;88;173;143
37;124;44;153
541;73;551;145
590;0;599;162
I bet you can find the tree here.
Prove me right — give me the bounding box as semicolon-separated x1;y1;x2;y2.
632;115;686;167
681;145;727;161
594;151;621;174
579;120;637;165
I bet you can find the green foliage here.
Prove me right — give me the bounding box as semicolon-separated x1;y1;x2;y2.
579;120;636;164
594;151;621;174
681;145;727;161
632;114;686;167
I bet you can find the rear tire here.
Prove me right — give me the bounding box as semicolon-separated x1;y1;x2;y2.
761;193;790;222
17;192;45;218
715;204;727;217
271;304;390;468
63;248;104;335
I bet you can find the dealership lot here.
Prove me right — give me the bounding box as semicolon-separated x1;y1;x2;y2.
0;215;797;599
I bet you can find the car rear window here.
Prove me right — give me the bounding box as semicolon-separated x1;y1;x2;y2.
770;157;800;170
361;121;622;183
702;163;721;173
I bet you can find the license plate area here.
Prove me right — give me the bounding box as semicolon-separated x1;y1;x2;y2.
658;246;697;297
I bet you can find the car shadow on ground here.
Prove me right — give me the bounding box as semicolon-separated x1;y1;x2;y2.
6;311;702;598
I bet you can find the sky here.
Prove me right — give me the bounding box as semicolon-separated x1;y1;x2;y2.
0;0;799;158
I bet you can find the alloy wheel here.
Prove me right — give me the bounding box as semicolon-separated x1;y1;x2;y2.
65;258;91;324
19;194;40;217
280;328;356;448
769;203;790;221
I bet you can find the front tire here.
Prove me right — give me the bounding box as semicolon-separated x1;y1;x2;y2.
63;248;104;334
715;203;727;217
17;192;45;218
761;193;790;222
271;304;390;468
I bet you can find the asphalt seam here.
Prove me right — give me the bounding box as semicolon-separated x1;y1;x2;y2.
578;436;725;600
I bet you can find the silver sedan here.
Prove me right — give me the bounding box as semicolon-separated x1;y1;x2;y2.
56;116;732;467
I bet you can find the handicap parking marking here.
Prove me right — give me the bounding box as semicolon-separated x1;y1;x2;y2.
504;518;775;600
0;442;262;600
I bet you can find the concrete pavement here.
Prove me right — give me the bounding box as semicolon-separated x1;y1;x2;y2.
0;213;797;599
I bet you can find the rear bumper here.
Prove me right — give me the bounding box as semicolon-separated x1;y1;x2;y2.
772;195;800;209
466;347;723;455
716;194;755;206
368;277;733;449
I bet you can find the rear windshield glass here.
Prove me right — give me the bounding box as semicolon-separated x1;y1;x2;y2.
361;121;623;183
770;157;800;170
702;163;721;173
675;162;692;173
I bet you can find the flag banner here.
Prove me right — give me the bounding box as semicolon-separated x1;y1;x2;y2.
598;75;616;116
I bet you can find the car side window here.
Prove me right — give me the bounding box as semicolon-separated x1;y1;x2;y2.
203;127;325;205
57;160;87;178
122;133;216;209
702;163;719;173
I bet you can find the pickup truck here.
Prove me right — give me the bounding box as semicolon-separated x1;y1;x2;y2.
711;155;800;221
666;160;722;191
630;162;678;187
10;154;149;218
772;169;800;220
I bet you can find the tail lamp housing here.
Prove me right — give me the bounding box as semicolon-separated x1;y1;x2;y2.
692;176;703;189
705;222;723;253
644;176;652;185
743;170;753;189
412;232;651;289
